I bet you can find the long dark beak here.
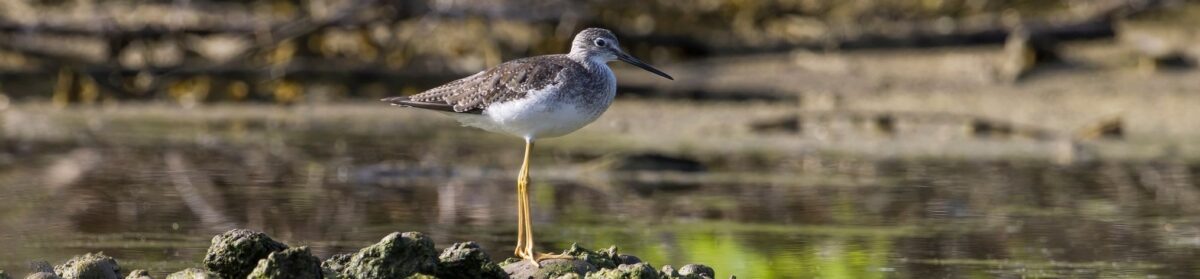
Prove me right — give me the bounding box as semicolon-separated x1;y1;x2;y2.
617;51;673;80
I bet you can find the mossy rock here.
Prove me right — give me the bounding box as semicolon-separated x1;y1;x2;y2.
203;229;288;279
320;253;352;279
677;264;714;279
123;270;152;279
660;264;714;279
25;272;62;279
584;263;658;279
615;255;641;265
54;253;121;279
30;261;55;274
502;259;597;279
247;247;323;279
163;268;216;279
562;244;620;270
336;232;438;279
434;242;506;279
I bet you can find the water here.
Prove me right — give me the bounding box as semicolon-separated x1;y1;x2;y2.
1;111;1199;278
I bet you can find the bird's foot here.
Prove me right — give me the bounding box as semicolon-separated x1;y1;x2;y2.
517;251;575;268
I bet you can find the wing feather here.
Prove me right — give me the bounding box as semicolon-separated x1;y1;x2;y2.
382;55;573;114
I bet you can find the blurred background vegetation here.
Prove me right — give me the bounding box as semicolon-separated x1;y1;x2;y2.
3;0;1199;161
0;0;1192;105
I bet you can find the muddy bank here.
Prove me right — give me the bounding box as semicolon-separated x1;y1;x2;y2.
1;229;720;279
4;100;1198;173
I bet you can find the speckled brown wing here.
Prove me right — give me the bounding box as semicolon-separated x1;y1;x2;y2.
382;55;573;114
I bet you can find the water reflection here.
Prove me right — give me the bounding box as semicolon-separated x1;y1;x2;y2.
1;144;1199;278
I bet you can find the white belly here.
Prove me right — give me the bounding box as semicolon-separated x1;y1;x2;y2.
450;87;613;140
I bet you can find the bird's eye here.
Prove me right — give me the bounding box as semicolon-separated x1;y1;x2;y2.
594;39;607;47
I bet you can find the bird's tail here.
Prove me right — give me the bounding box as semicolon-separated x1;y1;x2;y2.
380;96;411;105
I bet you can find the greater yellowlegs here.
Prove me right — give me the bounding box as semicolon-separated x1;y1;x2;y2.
382;28;672;266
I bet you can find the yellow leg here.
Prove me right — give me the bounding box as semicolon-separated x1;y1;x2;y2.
513;140;572;267
514;160;526;257
514;140;534;264
522;163;533;259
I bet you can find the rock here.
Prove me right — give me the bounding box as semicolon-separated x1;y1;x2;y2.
24;273;61;279
320;253;351;278
164;268;216;279
336;232;438;279
660;265;677;278
677;264;715;279
583;263;658;279
562;244;620;270
246;247;323;279
659;264;715;279
501;259;596;279
503;244;651;278
29;262;54;274
123;270;152;279
434;242;506;279
9;230;718;279
615;255;641;265
54;253;121;279
203;229;288;279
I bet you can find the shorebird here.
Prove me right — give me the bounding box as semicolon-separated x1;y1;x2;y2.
382;28;672;266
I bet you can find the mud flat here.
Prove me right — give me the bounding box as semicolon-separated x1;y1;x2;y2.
3;97;1198;175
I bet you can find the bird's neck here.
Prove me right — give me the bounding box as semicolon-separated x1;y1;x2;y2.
566;48;589;61
566;53;615;93
568;54;611;73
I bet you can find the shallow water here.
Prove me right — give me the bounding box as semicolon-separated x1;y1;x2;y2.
2;126;1200;278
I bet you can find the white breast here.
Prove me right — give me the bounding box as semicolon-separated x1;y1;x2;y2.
451;87;611;140
448;60;617;140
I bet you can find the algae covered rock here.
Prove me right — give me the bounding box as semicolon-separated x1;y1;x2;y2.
677;264;714;279
502;259;597;279
660;265;676;277
584;263;658;279
434;242;505;279
336;232;438;279
26;261;60;279
320;253;352;277
123;270;152;279
615;255;641;265
660;264;716;279
562;244;620;270
7;230;718;279
203;229;288;279
246;247;323;279
25;272;62;279
164;268;216;279
54;253;121;279
500;244;700;279
29;262;55;274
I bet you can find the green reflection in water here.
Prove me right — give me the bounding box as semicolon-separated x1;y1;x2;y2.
548;218;1166;278
552;221;903;278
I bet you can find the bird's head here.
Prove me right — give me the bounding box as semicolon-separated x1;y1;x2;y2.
570;28;673;80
